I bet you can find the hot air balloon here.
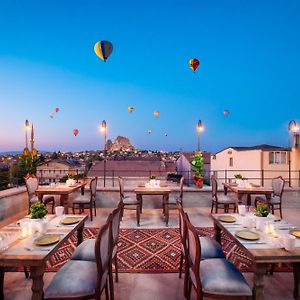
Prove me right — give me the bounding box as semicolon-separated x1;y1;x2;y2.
128;106;134;113
49;112;55;119
154;111;160;118
223;109;230;116
147;129;152;134
94;41;113;62
73;129;79;136
55;107;59;113
165;133;168;137
189;58;200;72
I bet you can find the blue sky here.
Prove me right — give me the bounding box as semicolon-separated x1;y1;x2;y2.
0;0;299;152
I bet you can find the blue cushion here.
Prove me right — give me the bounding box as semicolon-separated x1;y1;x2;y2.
200;237;225;259
199;258;252;296
71;239;96;261
44;260;98;299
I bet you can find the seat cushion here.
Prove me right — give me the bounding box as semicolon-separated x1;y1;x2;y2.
44;260;98;299
71;239;96;261
30;195;54;204
270;195;281;204
199;237;225;259
123;195;138;205
216;195;236;204
199;258;252;296
73;194;90;204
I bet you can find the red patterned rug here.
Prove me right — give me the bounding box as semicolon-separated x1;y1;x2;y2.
37;227;291;273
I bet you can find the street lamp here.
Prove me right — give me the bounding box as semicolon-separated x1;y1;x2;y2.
288;120;299;148
23;120;30;154
197;120;204;152
101;120;107;187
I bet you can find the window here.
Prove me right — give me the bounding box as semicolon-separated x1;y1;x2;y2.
229;157;233;167
269;151;287;164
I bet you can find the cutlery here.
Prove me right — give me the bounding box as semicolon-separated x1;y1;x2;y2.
242;241;267;244
24;247;50;252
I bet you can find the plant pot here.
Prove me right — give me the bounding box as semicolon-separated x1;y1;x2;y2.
194;176;204;188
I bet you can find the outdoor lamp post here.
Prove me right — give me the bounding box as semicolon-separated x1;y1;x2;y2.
197;120;204;152
101;120;107;187
24;120;30;154
288;120;299;148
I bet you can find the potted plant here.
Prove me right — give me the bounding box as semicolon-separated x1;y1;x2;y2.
234;174;244;187
149;175;157;187
30;203;48;234
191;151;204;188
256;201;269;217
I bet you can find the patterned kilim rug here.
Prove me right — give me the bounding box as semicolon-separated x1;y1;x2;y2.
39;227;291;273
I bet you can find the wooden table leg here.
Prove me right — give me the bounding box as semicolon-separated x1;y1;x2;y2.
164;194;170;227
60;194;69;214
214;221;221;244
293;263;300;299
0;267;4;300
224;186;228;195
77;224;84;246
30;265;45;300
247;194;251;206
81;186;85;195
253;263;268;300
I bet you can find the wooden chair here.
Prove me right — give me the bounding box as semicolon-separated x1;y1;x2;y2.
72;177;97;221
211;175;237;213
185;216;252;300
177;203;225;297
24;174;55;213
71;204;123;300
44;218;112;300
118;176;141;226
255;176;285;218
163;176;184;215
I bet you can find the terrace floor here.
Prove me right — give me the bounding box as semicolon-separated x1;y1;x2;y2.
3;190;300;300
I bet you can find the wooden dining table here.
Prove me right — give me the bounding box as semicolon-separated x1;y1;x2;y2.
0;214;88;300
223;182;273;206
134;186;172;226
212;213;300;300
36;182;86;214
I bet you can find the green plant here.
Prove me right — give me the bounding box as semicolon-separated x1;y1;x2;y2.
30;203;48;219
256;202;269;217
234;174;243;179
191;151;204;177
149;175;156;180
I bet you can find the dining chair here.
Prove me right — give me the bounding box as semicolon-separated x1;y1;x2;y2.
163;176;184;214
72;177;97;221
24;174;55;213
185;217;252;300
177;203;225;297
44;219;112;300
211;175;237;213
118;176;141;226
71;204;123;300
255;176;285;218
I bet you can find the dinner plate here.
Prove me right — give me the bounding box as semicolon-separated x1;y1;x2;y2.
218;215;236;223
34;234;60;246
290;229;300;238
235;230;260;241
60;217;81;225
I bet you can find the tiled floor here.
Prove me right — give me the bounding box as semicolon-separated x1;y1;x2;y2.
3;190;300;299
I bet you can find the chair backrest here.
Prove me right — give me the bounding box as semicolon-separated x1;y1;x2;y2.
111;203;122;247
211;175;218;199
25;174;38;198
272;176;285;198
179;176;184;200
90;177;98;199
185;214;202;292
177;202;187;254
118;176;125;199
94;217;112;297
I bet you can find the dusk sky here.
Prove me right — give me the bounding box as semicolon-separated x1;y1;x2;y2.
0;0;300;153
